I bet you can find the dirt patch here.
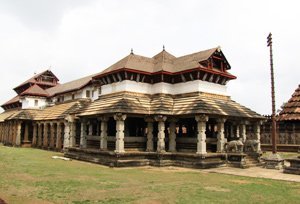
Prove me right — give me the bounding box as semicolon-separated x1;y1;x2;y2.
231;179;252;184
204;186;231;192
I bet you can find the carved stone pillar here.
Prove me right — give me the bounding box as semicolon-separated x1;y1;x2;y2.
37;123;42;147
145;117;154;152
155;115;167;153
168;118;178;152
32;123;37;146
114;113;127;153
236;124;240;138
100;116;109;150
69;122;76;147
15;121;22;146
254;121;262;152
49;123;55;149
80;119;87;148
195;115;208;154
56;122;62;150
23;123;29;143
239;122;247;143
43;123;48;148
216;118;226;152
88;121;93;136
63;121;70;149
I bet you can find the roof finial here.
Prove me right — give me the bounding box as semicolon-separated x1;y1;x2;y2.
163;45;165;51
130;48;134;55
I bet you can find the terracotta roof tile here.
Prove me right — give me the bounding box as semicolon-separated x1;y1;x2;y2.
278;85;300;121
46;74;96;96
20;84;49;97
1;95;20;106
97;47;226;76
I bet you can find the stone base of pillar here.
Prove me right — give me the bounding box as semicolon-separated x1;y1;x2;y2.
263;153;284;170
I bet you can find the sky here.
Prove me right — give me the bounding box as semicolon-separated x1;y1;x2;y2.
0;0;299;115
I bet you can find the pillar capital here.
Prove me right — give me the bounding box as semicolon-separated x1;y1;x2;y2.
114;113;127;121
255;120;263;126
65;115;75;123
99;116;109;122
144;117;154;123
216;118;227;123
195;115;208;122
154;115;167;122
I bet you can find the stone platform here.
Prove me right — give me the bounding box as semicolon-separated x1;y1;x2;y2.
284;155;300;175
65;147;227;169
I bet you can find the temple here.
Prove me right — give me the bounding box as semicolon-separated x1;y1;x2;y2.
0;47;265;168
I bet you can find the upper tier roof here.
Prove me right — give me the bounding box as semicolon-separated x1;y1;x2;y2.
278;84;300;121
98;47;228;75
46;74;96;96
20;84;49;97
14;70;59;93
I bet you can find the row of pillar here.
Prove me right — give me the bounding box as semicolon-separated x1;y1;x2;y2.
32;120;76;150
79;114;262;154
0;121;22;146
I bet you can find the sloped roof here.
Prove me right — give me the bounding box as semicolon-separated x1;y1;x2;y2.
1;95;20;106
78;92;263;119
5;109;41;121
0;110;19;122
278;85;300;121
97;47;223;76
20;84;49;97
46;74;95;96
34;99;90;121
14;70;59;90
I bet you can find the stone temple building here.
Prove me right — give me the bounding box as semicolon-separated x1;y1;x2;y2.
261;85;300;152
0;47;265;168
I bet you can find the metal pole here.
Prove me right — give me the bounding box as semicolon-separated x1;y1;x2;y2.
267;33;277;154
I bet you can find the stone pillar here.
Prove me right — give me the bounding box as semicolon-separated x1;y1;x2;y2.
43;123;48;148
15;122;22;146
63;121;70;149
195;115;208;154
155;115;167;153
100;117;109;150
88;121;93;136
49;123;55;149
23;123;29;143
10;122;15;144
38;123;43;147
216;118;226;152
80;119;87;148
32;123;37;146
69;122;76;147
56;122;62;150
236;124;240;138
114;113;127;153
145;117;154;152
254;121;262;152
168;118;177;152
239;122;247;143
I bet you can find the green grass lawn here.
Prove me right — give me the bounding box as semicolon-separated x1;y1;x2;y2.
0;145;299;204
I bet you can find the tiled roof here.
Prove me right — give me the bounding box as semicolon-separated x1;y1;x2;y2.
78;92;263;119
278;85;300;121
46;74;95;96
6;109;41;121
14;70;58;90
20;84;49;97
98;47;230;76
1;95;20;106
0;110;19;122
34;99;90;121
